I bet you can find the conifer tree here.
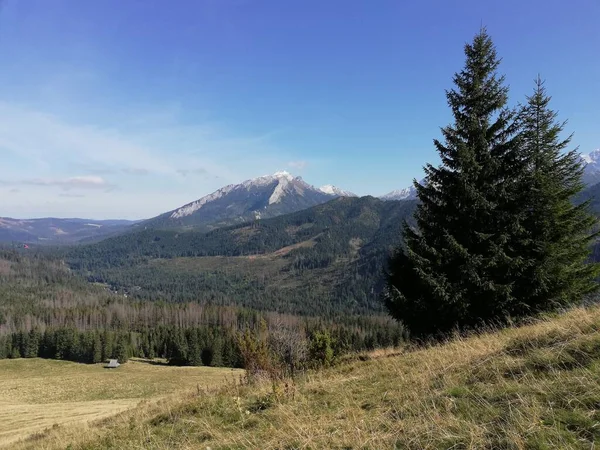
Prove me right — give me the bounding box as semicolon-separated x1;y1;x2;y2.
101;329;113;362
210;335;223;367
166;328;188;365
113;333;130;363
511;77;599;313
25;328;41;358
40;330;56;359
92;332;103;364
186;329;202;366
385;29;523;338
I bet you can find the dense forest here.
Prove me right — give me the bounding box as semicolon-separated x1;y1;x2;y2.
43;197;417;316
0;249;404;368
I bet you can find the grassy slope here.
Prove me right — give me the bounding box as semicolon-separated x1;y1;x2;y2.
0;358;242;448
17;306;600;449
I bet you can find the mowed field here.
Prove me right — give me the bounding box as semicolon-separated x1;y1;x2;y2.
0;358;242;448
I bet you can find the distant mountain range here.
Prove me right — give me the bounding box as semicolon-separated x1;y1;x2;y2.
137;171;354;232
0;217;137;244
2;148;599;243
379;179;423;201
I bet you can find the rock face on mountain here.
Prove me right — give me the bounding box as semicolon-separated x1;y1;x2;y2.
140;171;350;231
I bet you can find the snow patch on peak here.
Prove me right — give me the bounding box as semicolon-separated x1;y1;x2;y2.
581;149;600;186
241;171;297;189
319;185;356;197
273;170;294;180
582;149;600;165
380;178;425;201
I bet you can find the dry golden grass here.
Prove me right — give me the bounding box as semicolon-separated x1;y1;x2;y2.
11;306;600;449
0;358;242;448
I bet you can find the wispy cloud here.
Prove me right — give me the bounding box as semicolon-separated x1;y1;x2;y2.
0;102;298;219
8;175;113;191
177;168;209;177
288;160;308;170
122;167;149;175
59;192;86;198
0;103;177;176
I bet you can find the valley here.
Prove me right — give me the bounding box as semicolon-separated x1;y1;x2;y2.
64;196;417;315
1;6;599;448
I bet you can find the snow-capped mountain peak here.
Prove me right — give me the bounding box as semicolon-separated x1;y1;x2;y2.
170;171;297;219
319;185;356;197
165;170;346;224
580;149;600;186
241;170;296;189
379;179;424;201
582;149;600;165
273;170;294;180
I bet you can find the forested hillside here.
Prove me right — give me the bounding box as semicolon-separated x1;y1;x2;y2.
62;197;417;315
0;249;404;367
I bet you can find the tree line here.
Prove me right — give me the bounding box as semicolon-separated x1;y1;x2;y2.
0;321;404;370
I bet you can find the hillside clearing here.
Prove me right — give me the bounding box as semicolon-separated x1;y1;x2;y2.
12;305;600;449
0;358;242;448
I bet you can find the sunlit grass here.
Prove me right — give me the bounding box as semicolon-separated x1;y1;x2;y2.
0;358;241;448
11;306;600;449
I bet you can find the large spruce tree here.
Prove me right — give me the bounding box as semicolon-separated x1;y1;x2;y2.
511;77;599;314
385;29;525;338
386;31;599;340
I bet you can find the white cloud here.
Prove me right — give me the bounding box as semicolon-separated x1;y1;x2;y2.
0;103;178;176
1;175;114;191
288;160;308;170
122;168;149;175
23;175;111;190
177;168;209;177
0;102;300;219
59;193;86;198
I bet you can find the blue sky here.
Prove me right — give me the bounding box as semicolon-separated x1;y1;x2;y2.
0;0;598;219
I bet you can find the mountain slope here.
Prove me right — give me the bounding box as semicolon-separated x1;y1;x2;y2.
138;171;352;232
21;305;600;450
66;196;417;315
0;217;136;244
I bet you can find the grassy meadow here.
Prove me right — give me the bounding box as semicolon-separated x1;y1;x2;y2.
0;358;242;448
8;305;600;449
